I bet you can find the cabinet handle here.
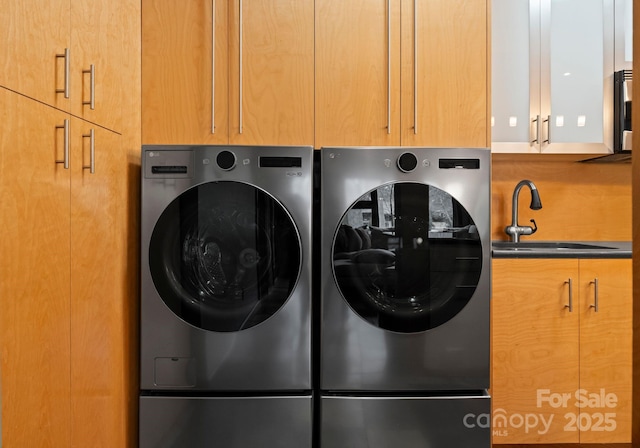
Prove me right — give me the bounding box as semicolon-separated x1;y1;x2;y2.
589;278;599;312
543;115;550;144
564;278;573;312
413;0;418;134
211;0;216;134
56;48;70;98
82;64;95;110
531;115;540;144
55;119;70;169
82;129;95;174
239;0;243;134
387;0;391;134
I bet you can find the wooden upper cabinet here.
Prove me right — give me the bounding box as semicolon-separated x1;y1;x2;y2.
315;0;489;149
315;0;402;147
142;0;229;145
70;0;124;132
0;0;124;132
0;0;70;110
229;0;314;145
142;0;314;146
400;0;488;147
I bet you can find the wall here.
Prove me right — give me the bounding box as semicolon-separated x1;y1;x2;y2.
492;154;632;242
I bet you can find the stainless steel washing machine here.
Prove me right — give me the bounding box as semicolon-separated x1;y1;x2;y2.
320;146;491;447
140;145;313;448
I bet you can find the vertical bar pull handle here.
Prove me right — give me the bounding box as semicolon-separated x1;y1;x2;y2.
589;278;599;312
413;0;418;134
543;115;550;144
56;48;70;98
531;115;540;144
82;129;95;174
564;278;573;312
55;119;70;169
211;0;216;134
238;0;243;134
82;64;95;110
387;0;391;134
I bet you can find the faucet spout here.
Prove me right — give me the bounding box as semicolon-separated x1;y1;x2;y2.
505;180;542;242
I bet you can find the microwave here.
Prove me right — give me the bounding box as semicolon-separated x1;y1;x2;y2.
614;69;632;152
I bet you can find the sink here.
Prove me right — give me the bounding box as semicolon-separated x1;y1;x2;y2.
492;241;616;251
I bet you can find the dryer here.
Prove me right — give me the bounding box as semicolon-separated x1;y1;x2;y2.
320;147;491;447
140;145;312;448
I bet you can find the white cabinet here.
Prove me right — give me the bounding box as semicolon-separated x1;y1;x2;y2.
614;0;632;70
492;0;614;154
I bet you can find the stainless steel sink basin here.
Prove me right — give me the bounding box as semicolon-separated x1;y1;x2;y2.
492;241;616;251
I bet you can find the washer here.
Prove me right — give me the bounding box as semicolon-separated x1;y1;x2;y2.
320;147;491;447
140;145;312;448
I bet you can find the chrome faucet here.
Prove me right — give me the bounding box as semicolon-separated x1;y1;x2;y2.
504;180;542;242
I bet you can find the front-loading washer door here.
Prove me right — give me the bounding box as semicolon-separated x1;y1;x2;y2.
149;180;301;332
332;182;482;334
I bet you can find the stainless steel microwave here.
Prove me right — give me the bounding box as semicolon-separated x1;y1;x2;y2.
614;69;632;152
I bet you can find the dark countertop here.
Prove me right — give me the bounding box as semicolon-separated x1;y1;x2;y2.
491;241;632;259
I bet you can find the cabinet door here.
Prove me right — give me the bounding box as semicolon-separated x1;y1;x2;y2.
315;0;401;147
541;0;614;154
0;0;70;110
491;0;541;153
142;0;229;144
70;121;128;447
70;0;124;132
492;0;615;154
578;259;631;443
229;0;314;145
492;259;580;444
401;0;489;147
0;88;72;447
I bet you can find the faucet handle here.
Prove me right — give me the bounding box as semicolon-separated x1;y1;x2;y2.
530;219;538;234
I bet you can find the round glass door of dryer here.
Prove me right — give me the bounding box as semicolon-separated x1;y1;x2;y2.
149;181;301;332
332;182;482;333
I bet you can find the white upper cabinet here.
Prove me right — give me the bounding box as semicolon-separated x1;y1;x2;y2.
492;0;614;154
614;0;632;70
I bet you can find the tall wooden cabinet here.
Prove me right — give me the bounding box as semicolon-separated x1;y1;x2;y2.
0;88;73;448
315;0;489;148
142;0;314;146
492;258;632;444
69;122;129;448
0;89;131;448
0;0;140;446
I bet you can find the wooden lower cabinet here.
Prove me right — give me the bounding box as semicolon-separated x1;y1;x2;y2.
0;88;131;447
577;259;632;444
492;258;632;444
